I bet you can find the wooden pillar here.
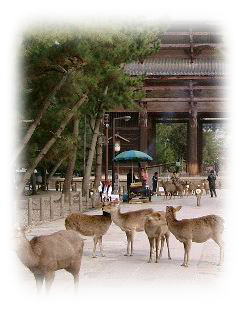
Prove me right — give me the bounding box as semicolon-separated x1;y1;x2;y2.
60;194;64;217
139;102;148;152
147;115;156;159
27;198;33;226
188;102;199;176
40;197;44;222
78;190;83;212
197;119;203;174
50;196;54;221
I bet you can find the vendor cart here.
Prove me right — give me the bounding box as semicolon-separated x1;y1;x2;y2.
128;181;152;202
113;150;153;203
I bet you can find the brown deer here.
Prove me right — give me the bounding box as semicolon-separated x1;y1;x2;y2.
65;203;112;258
161;180;176;199
15;227;84;292
173;181;184;198
202;179;210;195
144;211;171;263
103;202;153;256
165;206;224;267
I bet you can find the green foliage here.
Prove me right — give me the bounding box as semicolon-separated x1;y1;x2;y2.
156;124;187;164
202;128;224;166
20;25;162;174
156;124;226;169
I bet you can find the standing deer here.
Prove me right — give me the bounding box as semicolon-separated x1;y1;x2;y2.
165;206;224;267
65;203;112;258
144;211;171;263
103;202;153;256
15;227;84;292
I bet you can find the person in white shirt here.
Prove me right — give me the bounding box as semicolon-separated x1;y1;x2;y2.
98;181;103;202
102;180;112;201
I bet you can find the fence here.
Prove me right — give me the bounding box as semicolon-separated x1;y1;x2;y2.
17;191;97;226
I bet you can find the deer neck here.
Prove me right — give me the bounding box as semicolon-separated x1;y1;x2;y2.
16;235;39;269
110;207;124;227
166;212;178;228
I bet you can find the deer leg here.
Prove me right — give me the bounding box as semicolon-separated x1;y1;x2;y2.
181;241;191;267
130;230;135;256
152;238;155;254
72;273;79;292
159;236;165;258
212;234;224;265
156;236;162;263
186;240;192;266
34;273;44;292
44;271;55;292
181;242;188;267
124;231;131;256
98;236;105;257
92;236;98;258
148;237;153;263
165;232;171;259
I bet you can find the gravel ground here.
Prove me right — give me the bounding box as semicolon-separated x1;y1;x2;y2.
15;189;226;293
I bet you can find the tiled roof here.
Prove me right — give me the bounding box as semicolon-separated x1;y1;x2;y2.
124;58;225;76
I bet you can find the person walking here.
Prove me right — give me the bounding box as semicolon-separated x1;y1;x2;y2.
152;172;158;194
207;170;217;197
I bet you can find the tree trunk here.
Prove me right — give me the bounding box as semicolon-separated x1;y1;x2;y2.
47;155;68;182
18;95;87;193
94;133;103;189
82;116;102;196
15;71;71;160
40;168;47;191
30;173;37;195
62;116;79;195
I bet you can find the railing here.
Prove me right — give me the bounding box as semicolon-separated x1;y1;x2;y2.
17;191;94;226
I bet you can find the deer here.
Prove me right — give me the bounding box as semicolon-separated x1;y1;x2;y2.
144;211;171;263
184;181;196;196
15;226;84;292
103;201;153;256
173;181;184;198
202;179;210;195
65;202;112;258
161;180;176;199
165;206;224;267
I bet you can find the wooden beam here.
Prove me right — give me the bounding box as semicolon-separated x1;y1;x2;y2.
142;97;225;102
155;119;189;123
163;32;222;36
160;43;223;48
146;102;227;113
189;30;194;63
143;86;226;91
144;76;225;81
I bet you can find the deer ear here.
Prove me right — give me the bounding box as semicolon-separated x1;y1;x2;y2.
175;206;182;212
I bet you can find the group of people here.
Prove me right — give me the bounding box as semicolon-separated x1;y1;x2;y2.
98;167;218;202
127;167;159;194
98;180;112;202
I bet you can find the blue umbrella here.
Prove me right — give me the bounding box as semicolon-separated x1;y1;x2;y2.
113;150;153;162
113;150;153;186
